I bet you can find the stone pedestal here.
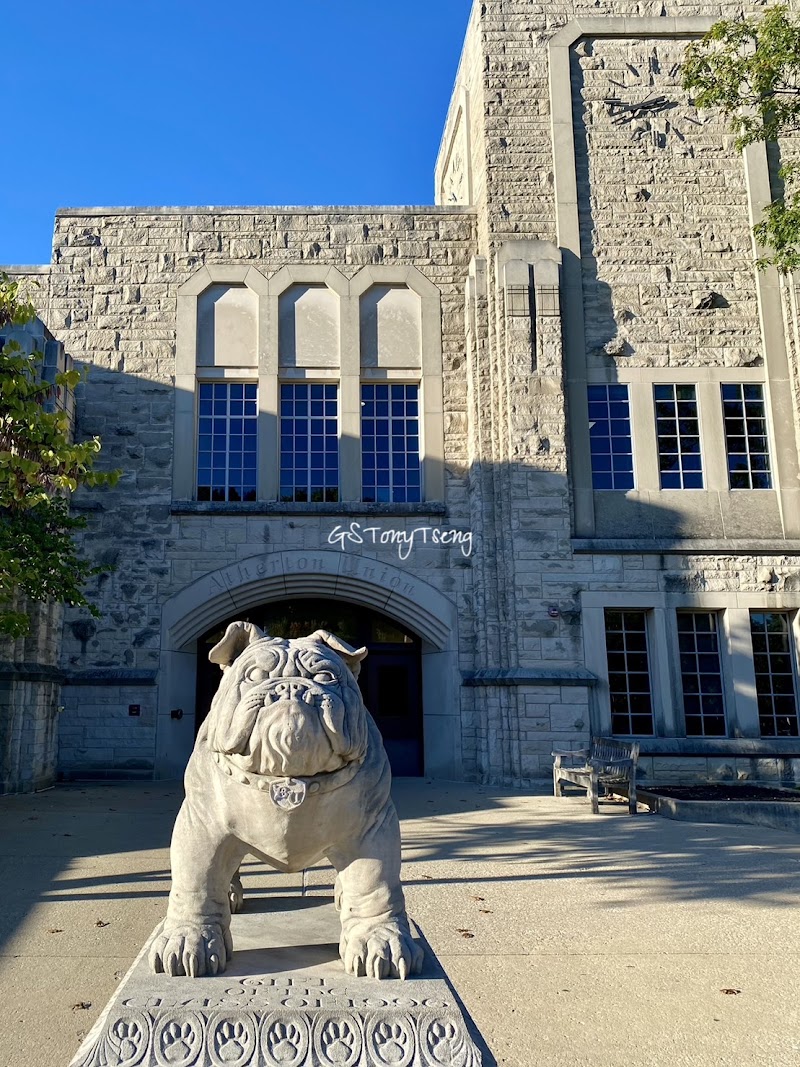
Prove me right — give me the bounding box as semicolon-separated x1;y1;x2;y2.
69;898;482;1067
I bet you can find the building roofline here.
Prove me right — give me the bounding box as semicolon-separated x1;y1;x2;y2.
55;204;477;218
435;0;481;178
0;265;51;274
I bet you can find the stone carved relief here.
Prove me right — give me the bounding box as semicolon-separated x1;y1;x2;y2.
73;1007;481;1067
261;1012;310;1067
592;43;709;151
444;149;466;204
150;623;424;982
440;107;470;205
154;1013;204;1067
574;35;758;373
121;974;453;1014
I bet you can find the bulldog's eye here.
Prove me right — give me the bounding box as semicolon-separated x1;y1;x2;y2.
313;671;337;685
244;665;267;684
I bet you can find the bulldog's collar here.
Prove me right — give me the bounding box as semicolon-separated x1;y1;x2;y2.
210;749;365;809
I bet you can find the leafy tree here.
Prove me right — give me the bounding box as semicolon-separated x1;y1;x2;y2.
682;5;800;273
0;273;120;638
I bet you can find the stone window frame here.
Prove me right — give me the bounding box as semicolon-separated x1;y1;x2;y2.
584;366;777;496
278;381;340;504
587;383;635;491
196;380;259;502
583;590;800;746
675;611;728;738
719;383;773;491
174;265;270;501
351;264;444;503
268;265;351;501
653;384;704;491
749;610;800;737
361;382;423;504
603;607;656;736
174;263;444;504
549;16;800;539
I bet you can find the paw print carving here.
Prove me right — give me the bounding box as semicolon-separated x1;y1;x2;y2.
162;1021;197;1063
269;1022;301;1064
216;1021;247;1063
321;1020;355;1064
374;1022;409;1064
428;1021;459;1064
111;1020;142;1061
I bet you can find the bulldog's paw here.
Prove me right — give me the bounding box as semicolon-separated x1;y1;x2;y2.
340;918;424;980
149;922;233;977
229;872;244;914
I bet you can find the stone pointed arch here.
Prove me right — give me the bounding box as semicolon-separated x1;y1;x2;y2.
351;264;444;501
156;550;461;780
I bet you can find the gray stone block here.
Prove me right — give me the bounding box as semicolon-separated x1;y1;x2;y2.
69;900;483;1067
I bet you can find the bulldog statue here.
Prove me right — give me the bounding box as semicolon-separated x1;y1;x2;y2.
150;621;424;981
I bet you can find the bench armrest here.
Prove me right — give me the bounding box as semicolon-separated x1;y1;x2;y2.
553;748;591;771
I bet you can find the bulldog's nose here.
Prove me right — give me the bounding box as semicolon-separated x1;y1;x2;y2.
271;680;315;704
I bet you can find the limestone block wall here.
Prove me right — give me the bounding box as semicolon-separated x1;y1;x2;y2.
11;0;800;787
449;0;798;242
0;601;63;794
459;233;588;783
57;682;157;778
46;207;483;779
437;4;487;235
434;0;800;781
573;37;759;371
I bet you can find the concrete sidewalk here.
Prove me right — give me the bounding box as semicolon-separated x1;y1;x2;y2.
1;780;799;1067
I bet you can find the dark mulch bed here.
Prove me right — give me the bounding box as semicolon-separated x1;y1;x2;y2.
645;785;800;803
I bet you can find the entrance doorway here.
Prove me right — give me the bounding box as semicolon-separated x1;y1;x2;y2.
195;599;424;776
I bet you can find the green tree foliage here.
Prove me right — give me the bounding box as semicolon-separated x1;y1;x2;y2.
0;273;120;638
682;6;800;273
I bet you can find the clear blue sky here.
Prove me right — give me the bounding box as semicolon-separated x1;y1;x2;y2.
0;1;473;265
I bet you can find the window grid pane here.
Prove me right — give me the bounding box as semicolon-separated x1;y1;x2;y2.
280;383;339;503
588;384;634;491
653;383;704;489
721;383;772;489
604;609;655;735
676;612;726;737
750;612;800;737
361;383;422;503
196;382;257;502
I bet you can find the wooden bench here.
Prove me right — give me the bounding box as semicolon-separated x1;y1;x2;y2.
552;738;640;814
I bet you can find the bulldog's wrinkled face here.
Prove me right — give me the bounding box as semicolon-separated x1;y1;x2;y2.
204;624;368;778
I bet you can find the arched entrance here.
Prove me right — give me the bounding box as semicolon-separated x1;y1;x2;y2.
156;550;461;781
196;600;424;775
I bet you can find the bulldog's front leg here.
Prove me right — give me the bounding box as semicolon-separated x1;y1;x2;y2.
330;801;424;980
150;800;246;977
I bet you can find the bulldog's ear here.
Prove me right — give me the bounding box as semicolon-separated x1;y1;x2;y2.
308;629;368;680
209;621;265;671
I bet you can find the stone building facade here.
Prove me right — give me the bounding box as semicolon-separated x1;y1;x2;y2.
4;0;800;791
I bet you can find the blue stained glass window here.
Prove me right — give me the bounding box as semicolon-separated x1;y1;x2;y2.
721;383;772;489
196;382;257;502
587;385;634;490
653;383;704;489
279;383;339;502
361;384;422;502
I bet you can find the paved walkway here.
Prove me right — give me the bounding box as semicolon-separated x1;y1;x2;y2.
1;780;799;1067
